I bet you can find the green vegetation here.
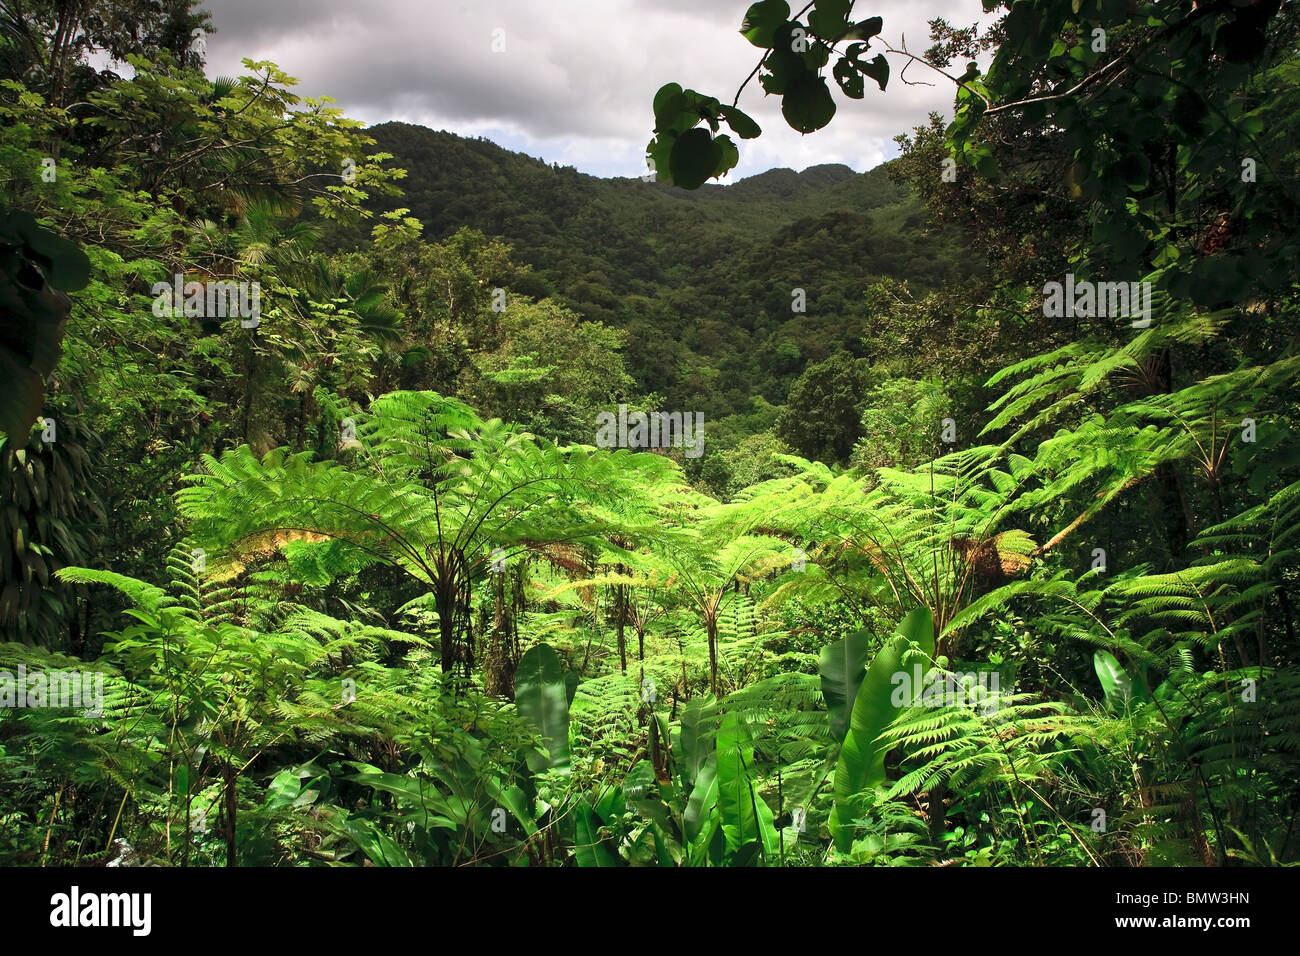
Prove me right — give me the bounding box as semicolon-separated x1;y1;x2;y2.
1;0;1298;869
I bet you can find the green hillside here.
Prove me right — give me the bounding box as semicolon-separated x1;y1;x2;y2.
356;122;977;417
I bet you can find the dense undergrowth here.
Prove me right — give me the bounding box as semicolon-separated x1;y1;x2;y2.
1;0;1298;866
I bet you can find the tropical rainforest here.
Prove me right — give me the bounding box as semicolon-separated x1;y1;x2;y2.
0;0;1297;871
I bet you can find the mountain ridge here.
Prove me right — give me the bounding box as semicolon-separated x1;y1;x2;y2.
352;121;976;418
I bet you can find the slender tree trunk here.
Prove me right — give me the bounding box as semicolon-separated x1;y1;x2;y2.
615;583;627;673
241;349;256;446
678;627;689;700
706;612;718;696
1277;588;1295;647
295;392;307;450
484;570;514;697
928;781;947;849
223;761;238;867
1155;464;1189;564
1153;352;1192;565
48;1;84;110
435;575;458;674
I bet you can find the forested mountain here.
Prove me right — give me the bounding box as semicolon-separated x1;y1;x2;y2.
352;122;977;418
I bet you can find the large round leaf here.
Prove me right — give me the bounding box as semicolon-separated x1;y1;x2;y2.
808;0;852;40
782;72;837;133
832;56;865;99
668;128;722;189
858;52;889;91
740;0;790;47
718;104;762;139
653;82;687;130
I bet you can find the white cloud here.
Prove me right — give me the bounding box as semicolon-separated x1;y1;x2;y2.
200;0;997;179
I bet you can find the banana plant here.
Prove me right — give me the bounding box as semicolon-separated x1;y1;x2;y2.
819;627;874;742
714;709;779;861
515;643;572;774
829;607;935;852
1092;649;1152;713
574;692;784;866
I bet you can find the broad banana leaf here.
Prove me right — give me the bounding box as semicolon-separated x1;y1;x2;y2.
1093;649;1150;712
684;756;718;844
716;710;778;862
819;628;874;741
831;607;934;851
574;803;622;867
678;695;718;789
516;643;571;773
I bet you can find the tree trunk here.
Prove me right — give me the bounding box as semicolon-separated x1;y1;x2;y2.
295;392;307;450
927;781;947;849
223;761;238;867
435;573;459;675
615;584;627;673
706;613;718;696
484;570;514;697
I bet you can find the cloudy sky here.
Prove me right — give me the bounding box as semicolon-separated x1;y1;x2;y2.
198;0;992;181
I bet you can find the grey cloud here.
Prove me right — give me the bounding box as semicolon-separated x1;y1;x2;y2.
199;0;996;176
